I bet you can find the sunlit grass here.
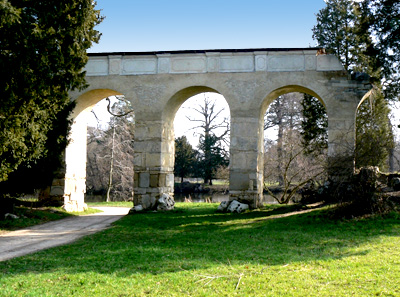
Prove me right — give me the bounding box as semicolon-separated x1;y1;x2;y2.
0;206;102;232
87;201;133;208
1;203;400;296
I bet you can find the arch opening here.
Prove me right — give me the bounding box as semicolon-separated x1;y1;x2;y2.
86;96;135;203
62;89;134;212
261;87;328;205
355;89;395;172
171;89;231;203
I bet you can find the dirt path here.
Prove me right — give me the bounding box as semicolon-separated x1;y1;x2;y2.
0;207;131;262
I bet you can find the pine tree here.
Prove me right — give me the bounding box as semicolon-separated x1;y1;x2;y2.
300;94;328;155
174;136;197;183
197;134;228;185
0;1;102;186
312;0;395;170
356;90;395;170
312;0;358;71
356;0;400;100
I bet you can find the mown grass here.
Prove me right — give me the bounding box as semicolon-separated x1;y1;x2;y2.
0;206;102;232
87;201;133;208
1;203;400;296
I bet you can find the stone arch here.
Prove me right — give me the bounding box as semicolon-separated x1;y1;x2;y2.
61;49;372;212
229;84;328;209
63;88;125;212
260;85;325;114
259;84;327;150
72;88;124;116
162;85;225;122
133;85;231;208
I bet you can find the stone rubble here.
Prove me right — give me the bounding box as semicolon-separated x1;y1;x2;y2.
157;193;175;211
130;193;175;213
4;213;19;220
218;200;249;213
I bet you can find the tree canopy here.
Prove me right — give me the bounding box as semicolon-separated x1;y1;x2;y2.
174;136;197;183
300;94;328;155
356;0;400;100
187;96;230;185
0;1;102;185
312;0;397;171
313;0;400;101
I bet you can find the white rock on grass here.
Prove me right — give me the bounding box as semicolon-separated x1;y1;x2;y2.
217;201;230;212
134;205;144;211
157;193;175;211
4;213;19;219
227;200;249;213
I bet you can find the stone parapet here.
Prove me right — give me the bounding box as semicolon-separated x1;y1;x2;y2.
84;49;344;77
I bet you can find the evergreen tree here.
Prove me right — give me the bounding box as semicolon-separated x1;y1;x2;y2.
312;0;396;170
312;0;358;71
0;1;102;185
0;104;74;197
356;0;400;100
174;136;197;183
300;94;328;155
187;95;230;185
197;134;228;185
356;90;395;170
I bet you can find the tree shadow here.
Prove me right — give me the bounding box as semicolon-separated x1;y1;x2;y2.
1;204;399;277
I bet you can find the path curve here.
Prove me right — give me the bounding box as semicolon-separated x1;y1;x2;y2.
0;207;131;262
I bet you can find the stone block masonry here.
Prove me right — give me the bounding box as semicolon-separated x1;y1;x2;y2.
60;48;371;211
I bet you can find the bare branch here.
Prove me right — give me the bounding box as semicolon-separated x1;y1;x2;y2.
106;97;134;118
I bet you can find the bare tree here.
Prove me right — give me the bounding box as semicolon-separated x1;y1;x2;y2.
86;97;135;201
263;93;328;204
264;129;326;204
186;94;230;185
264;93;303;186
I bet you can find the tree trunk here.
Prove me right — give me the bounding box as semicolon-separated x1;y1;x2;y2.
106;125;116;202
276;97;284;186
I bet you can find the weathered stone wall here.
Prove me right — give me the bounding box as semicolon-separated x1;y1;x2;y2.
59;49;370;211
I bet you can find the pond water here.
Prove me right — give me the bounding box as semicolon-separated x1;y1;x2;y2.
86;193;279;204
174;192;278;204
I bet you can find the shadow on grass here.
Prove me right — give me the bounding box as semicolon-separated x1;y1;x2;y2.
0;206;72;231
1;203;399;277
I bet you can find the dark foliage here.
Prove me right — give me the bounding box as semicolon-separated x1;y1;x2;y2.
300;94;328;155
174;136;197;183
0;1;102;187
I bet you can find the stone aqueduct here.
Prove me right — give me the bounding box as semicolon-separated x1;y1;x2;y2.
55;48;371;212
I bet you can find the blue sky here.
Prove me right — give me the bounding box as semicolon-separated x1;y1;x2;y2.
89;0;326;53
88;1;328;143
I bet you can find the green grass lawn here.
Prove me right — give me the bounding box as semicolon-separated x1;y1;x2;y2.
87;201;133;208
1;203;399;296
0;206;102;232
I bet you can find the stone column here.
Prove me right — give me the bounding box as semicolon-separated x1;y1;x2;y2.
63;111;89;212
326;88;360;177
229;112;264;208
133;115;174;209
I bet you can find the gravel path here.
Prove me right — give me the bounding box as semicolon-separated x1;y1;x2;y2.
0;207;131;262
